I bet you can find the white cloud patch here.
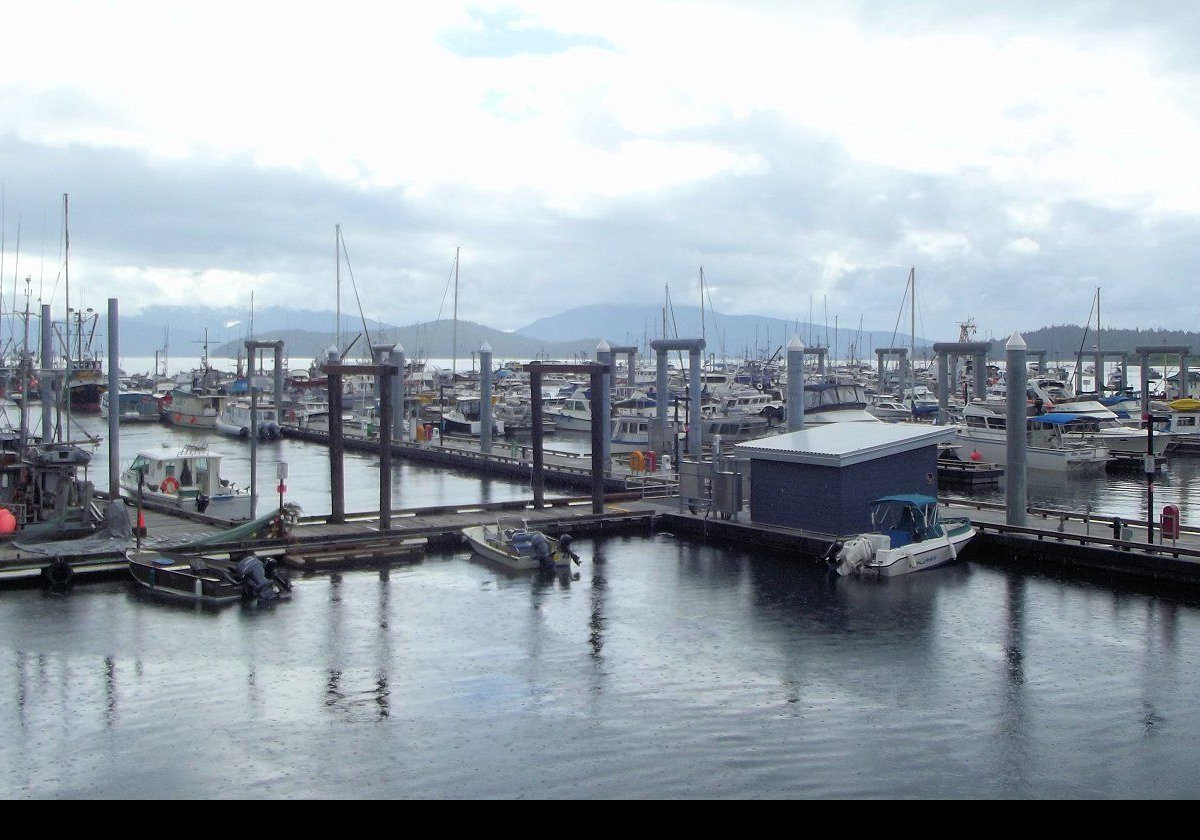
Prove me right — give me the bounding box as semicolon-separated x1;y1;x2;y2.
1008;237;1041;255
2;1;1200;339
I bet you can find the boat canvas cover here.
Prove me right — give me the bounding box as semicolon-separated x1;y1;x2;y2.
1029;413;1086;425
872;494;938;508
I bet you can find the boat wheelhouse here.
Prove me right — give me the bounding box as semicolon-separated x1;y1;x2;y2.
120;446;253;523
100;390;162;422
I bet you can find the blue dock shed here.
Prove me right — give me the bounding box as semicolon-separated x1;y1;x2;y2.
734;423;957;536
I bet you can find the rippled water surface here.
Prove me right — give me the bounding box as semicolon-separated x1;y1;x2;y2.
4;533;1200;799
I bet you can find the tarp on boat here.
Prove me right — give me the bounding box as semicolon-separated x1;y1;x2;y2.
14;500;133;557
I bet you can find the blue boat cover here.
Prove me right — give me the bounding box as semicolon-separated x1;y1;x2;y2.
872;494;938;507
1029;413;1085;425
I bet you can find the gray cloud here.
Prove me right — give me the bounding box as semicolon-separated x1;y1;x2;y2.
2;107;1198;346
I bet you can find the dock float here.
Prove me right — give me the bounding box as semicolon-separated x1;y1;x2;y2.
0;493;660;587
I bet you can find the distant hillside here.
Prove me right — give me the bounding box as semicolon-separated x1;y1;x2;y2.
987;325;1200;359
517;303;934;359
212;318;602;361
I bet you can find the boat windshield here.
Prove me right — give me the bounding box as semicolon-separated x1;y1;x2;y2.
870;499;943;543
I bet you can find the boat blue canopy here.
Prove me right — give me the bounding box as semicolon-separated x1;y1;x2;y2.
872;494;938;507
1030;413;1085;425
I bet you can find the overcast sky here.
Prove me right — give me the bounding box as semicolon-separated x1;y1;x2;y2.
1;1;1197;341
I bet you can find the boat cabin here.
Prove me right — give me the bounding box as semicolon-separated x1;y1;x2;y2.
123;448;234;499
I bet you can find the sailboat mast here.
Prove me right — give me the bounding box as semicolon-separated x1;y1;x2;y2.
452;246;459;381
1096;286;1102;393
63;193;71;440
335;224;341;355
910;266;915;401
699;267;705;346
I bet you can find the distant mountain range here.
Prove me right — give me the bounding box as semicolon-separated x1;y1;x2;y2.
99;304;1200;363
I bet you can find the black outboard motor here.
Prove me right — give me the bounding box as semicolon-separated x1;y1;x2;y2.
237;553;278;601
558;533;580;565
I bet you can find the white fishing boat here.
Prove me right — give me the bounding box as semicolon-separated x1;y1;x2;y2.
461;518;577;571
555;396;592;431
829;495;975;578
956;402;1111;472
120;445;254;522
443;396;504;437
215;401;282;440
162;387;228;429
867;396;913;422
611;416;650;451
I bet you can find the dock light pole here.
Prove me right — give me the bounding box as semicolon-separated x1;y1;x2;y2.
1144;413;1169;542
1005;333;1028;527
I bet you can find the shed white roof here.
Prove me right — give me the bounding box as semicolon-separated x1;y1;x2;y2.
734;422;955;467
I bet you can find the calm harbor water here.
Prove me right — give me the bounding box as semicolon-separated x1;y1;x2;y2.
5;396;1200;797
4;534;1200;798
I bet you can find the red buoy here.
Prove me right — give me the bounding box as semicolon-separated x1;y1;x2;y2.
970;450;983;462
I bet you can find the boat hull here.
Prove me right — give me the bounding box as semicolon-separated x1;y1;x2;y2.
855;523;976;578
462;524;570;570
955;433;1110;472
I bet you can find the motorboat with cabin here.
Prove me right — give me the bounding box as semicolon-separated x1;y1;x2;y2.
955;402;1111;472
100;390;162;422
120;445;254;522
215;401;282;440
828;495;976;578
442;396;504;437
162;386;228;429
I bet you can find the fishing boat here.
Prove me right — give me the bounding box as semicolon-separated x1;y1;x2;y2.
215;401;281;440
100;390;162;422
461;518;576;571
611;416;651;451
828;495;975;577
442;396;503;437
128;551;291;605
162;386;228;429
119;445;254;522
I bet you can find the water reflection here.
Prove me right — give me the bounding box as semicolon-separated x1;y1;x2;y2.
8;534;1200;798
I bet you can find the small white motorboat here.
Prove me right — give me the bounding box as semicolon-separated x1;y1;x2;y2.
462;517;577;571
828;494;975;578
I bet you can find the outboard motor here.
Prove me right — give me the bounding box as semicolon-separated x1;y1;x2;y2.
237;553;278;601
821;540;844;573
531;532;554;571
558;533;580;565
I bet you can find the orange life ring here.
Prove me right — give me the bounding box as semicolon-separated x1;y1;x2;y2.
160;477;180;494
